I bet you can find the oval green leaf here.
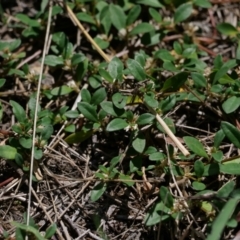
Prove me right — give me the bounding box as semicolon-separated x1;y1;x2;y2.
216;180;235;199
78;102;98;122
221;121;240;148
106;118;128;131
108;57;123;81
174;3;193;24
159;186;174;208
194;160;204;177
137;113;155;125
217;23;239;37
91;87;107;105
162;72;189;92
44;55;64;66
109;4;126;30
222;96;240;114
51;85;73;96
183;136;208;158
132;133;146;153
0;145;17;159
10;100;26;123
91;182;107;202
130;22;155;35
127;59;146;81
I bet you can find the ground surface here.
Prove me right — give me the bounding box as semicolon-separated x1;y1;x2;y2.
0;1;240;240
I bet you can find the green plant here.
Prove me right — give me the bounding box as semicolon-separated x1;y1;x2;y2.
1;0;240;239
3;213;57;240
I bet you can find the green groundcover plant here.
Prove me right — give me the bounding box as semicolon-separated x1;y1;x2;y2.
1;0;240;239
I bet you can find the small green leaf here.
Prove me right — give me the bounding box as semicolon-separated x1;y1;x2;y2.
93;37;109;50
91;182;107;202
100;101;124;117
220;163;240;175
0;78;6;88
71;53;85;66
44;223;57;239
221;121;240;148
10;100;26;123
149;152;165;161
76;12;95;24
16;13;41;27
161;72;188;92
191;72;207;88
173;41;182;55
0;39;21;52
192;181;206;191
28;95;41;116
64;130;93;144
193;0;211;8
144;202;170;226
132;132;146;153
213;59;237;84
106;118;128;131
127;59;146;81
159;95;176;113
99;69;114;83
78;102;98;122
155;49;175;61
144;92;158;108
130;22;155;35
75;59;88;82
119;174;135;187
81;89;91;103
52;32;67;49
203;163;220;176
217;181;235;199
34;148;43;160
64;124;75;133
159;186;174;208
109;4;126;30
99;5;111;35
212;151;223;162
64;110;79;118
19;137;32;149
222;96;240;114
149;8;162;23
112;93;128;109
62;42;73;59
7;69;25;77
0;145;17;159
217;23;239;37
40;125;53;141
183;136;208;158
135;0;163;8
126;5;141;26
109;155;121;170
44;55;64;66
108;57;123;81
130;156;142;172
214;129;225;149
41;0;48;12
91;88;107;105
137;113;155;125
194;160;205;177
174;3;193;24
51;86;73;96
